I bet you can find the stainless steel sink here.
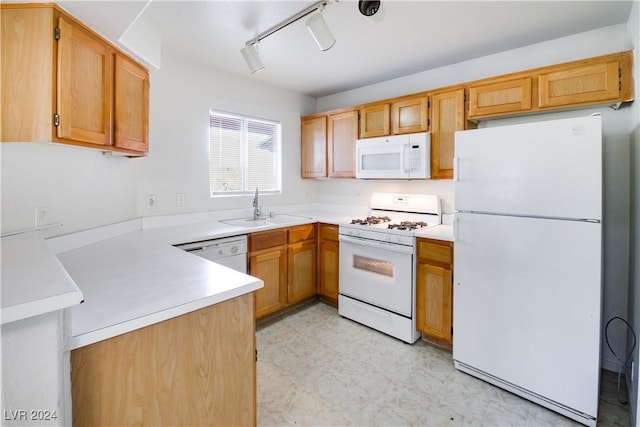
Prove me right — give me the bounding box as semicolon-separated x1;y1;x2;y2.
265;213;312;224
220;213;312;228
220;217;269;228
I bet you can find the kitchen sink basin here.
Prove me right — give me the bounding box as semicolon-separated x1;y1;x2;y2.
265;213;312;224
220;217;269;228
220;213;312;228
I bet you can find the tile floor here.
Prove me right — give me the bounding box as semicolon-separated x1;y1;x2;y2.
257;302;630;427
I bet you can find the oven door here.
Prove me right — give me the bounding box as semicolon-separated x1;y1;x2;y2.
338;234;413;317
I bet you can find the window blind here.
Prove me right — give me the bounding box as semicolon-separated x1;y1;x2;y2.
209;110;280;195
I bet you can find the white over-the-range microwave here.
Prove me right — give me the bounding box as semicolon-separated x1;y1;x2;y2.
355;132;431;179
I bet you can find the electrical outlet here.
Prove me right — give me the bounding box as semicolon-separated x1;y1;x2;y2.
146;194;157;209
176;193;185;207
35;207;48;228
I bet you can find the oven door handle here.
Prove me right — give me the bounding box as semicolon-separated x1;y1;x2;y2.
338;234;414;254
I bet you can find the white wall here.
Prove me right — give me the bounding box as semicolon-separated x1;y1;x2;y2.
0;143;138;237
1;311;66;426
625;2;640;425
136;51;317;218
316;23;636;378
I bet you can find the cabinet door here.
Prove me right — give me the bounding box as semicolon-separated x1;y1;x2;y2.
250;247;286;318
287;240;317;305
1;7;54;142
359;103;390;138
430;89;465;179
468;77;532;118
301;116;327;178
416;262;452;344
327;110;358;178
114;54;149;153
392;96;428;134
538;60;620;108
57;16;113;146
318;239;339;304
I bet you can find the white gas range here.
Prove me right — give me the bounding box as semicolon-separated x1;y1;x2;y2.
338;193;441;343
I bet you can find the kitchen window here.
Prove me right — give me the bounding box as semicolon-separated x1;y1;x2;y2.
209;109;281;196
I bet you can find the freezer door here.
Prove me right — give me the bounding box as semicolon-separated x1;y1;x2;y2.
454;115;602;220
453;212;602;417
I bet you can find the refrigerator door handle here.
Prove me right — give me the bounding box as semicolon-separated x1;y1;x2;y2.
453;216;458;242
453;157;459;182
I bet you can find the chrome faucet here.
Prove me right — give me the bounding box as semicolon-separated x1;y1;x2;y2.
252;187;263;220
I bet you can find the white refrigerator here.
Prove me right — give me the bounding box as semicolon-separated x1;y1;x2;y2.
453;114;603;426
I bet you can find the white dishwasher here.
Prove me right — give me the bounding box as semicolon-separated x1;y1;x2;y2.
175;235;248;274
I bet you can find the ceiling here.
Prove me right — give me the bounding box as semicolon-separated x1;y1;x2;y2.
58;0;634;98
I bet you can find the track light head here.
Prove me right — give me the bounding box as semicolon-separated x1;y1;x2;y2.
306;12;336;51
241;43;265;74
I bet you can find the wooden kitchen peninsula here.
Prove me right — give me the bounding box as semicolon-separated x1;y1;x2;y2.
70;293;255;426
53;221;264;427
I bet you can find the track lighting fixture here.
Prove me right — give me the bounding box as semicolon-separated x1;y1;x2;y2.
240;43;265;74
306;11;336;51
241;0;335;74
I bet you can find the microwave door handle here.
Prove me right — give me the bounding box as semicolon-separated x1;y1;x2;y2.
402;143;410;175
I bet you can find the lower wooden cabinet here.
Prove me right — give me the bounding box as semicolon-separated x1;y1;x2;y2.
249;224;317;318
287;233;317;304
318;223;339;306
416;238;454;349
70;293;256;426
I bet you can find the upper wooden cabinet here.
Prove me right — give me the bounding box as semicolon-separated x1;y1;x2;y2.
429;89;466;180
327;110;358;178
538;58;621;108
467;51;633;120
359;103;390;137
0;4;150;155
468;77;532;118
300;50;633;179
57;15;113;146
392;96;429;134
301;109;357;178
114;54;150;152
301;116;327;178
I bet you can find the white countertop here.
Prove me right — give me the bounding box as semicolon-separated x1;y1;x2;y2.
415;224;454;242
1;230;83;325
47;205;453;350
57;223;263;349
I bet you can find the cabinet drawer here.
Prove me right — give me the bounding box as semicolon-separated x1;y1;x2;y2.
319;223;338;241
417;239;453;265
249;229;286;251
288;224;316;243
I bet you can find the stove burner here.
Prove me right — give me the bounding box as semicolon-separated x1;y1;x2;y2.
350;216;392;225
388;221;429;231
